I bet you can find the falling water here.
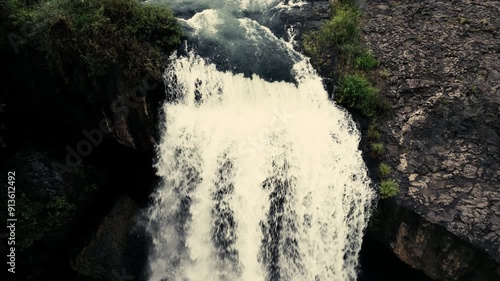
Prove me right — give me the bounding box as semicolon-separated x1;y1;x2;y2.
145;1;374;281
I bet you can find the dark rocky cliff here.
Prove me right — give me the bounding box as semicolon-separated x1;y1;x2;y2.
0;2;174;279
363;0;500;280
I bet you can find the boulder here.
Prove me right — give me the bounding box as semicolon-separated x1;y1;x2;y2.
72;196;146;281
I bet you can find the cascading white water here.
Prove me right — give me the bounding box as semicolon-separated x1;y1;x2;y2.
144;1;374;281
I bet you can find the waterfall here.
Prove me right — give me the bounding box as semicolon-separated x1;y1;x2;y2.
144;1;374;280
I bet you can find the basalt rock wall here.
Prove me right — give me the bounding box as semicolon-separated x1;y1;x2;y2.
362;0;500;280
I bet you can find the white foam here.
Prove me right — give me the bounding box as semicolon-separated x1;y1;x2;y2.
145;52;374;281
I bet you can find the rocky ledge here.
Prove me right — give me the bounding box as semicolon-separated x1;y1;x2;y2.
363;0;499;279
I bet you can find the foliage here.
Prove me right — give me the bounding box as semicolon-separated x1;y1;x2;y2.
371;142;384;157
6;0;182;92
379;162;391;178
303;1;395;207
304;3;360;61
18;193;76;249
336;74;379;117
379;179;399;199
303;0;385;118
367;121;381;140
355;49;379;70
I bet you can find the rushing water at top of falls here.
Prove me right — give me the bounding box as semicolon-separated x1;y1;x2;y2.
144;1;375;281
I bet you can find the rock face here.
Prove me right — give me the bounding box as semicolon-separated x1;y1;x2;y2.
0;148;104;279
99;73;164;151
277;0;331;45
72;196;145;280
362;0;500;279
374;200;499;281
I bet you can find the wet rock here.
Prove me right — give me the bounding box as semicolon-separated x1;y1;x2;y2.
276;0;331;51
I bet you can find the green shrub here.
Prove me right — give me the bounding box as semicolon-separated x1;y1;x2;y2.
379;179;399;199
18;193;76;249
304;3;360;61
379;162;391;178
367;122;381;140
355;50;378;70
7;0;182;90
303;0;385;119
336;74;379;117
324;3;361;46
371;142;384;157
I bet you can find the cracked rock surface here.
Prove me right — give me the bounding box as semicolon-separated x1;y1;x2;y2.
363;0;499;278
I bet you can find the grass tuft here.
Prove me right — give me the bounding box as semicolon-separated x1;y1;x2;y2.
371;142;384;157
367;122;381;140
355;49;379;70
379;179;399;199
379;162;391;178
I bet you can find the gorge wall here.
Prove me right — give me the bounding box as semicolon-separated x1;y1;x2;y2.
362;0;500;280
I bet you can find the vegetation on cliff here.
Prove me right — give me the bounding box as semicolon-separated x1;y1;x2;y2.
4;0;182;99
379;179;399;199
19;193;77;249
1;0;182;254
304;0;398;199
304;0;383;117
336;74;379;117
